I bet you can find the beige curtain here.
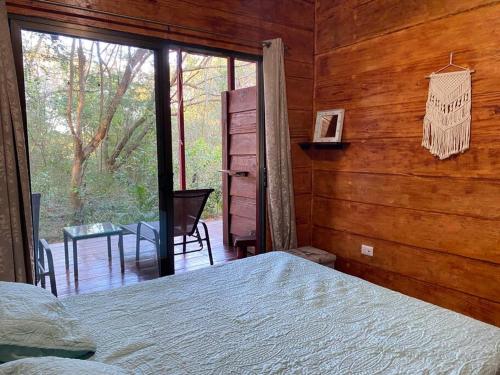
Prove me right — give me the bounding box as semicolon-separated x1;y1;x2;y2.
0;0;34;283
263;38;297;251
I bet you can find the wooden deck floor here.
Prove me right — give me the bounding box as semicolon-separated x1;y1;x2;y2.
47;219;236;298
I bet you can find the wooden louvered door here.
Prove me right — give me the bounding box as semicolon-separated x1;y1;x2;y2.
221;86;260;252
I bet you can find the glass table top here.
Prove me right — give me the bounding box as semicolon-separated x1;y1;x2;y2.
64;222;123;239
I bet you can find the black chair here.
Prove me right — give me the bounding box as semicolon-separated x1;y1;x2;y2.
122;189;214;265
31;193;57;296
37;239;57;296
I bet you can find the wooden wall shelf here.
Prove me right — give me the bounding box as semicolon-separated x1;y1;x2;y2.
298;142;350;150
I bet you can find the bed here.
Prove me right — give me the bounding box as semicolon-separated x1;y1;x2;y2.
63;252;500;374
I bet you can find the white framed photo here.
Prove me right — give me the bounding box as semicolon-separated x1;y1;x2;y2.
313;109;344;142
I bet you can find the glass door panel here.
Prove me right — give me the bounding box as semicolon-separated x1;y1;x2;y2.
169;49;228;271
20;28;168;295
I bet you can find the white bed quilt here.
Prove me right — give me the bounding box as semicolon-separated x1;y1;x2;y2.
64;252;500;375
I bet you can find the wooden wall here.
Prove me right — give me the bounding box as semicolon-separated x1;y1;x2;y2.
314;0;500;326
11;0;498;326
6;0;315;246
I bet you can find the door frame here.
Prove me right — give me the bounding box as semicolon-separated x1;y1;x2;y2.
9;15;175;276
9;15;267;276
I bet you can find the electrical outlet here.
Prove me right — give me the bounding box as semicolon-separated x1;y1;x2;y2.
361;244;374;256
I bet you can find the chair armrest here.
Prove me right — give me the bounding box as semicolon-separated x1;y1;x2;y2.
139;221;159;233
188;215;205;227
138;221;160;244
38;239;57;297
40;239;54;264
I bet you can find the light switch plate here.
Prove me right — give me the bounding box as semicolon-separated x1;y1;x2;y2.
361;244;374;256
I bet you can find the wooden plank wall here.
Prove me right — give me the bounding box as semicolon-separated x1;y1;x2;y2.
314;0;500;326
6;0;316;247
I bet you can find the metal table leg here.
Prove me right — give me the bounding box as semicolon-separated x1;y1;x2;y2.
63;231;69;270
107;235;112;261
72;239;78;281
118;233;124;273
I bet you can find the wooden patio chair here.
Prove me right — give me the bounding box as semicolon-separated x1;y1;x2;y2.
121;189;214;265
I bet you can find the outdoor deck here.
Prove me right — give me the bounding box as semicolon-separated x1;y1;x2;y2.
46;219;236;298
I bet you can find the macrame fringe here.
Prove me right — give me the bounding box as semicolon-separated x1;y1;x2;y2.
422;70;471;160
422;116;470;160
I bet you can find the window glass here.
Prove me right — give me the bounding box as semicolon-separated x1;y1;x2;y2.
234;59;257;89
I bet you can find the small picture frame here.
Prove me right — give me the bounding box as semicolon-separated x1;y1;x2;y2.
313;109;344;143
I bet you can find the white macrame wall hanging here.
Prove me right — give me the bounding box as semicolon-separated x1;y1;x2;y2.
422;54;473;160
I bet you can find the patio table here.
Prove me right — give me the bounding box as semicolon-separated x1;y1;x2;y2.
63;222;124;281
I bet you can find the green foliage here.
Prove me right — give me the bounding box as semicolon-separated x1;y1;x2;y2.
23;31;256;243
185;138;223;217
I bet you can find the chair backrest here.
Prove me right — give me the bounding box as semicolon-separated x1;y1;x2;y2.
31;193;41;283
173;189;213;236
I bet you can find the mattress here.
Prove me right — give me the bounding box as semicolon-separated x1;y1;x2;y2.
64;252;500;374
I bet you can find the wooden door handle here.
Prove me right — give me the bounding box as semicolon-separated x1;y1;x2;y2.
219;170;249;177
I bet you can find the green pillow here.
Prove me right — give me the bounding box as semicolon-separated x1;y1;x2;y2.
0;357;131;375
0;281;96;363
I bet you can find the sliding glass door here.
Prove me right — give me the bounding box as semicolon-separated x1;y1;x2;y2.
10;16;263;296
11;18;174;295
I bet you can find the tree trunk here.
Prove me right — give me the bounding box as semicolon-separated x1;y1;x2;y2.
66;39;83;224
105;116;147;171
102;137;109;172
70;149;84;224
65;45;151;221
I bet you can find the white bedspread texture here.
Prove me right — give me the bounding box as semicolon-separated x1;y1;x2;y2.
64;252;500;375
